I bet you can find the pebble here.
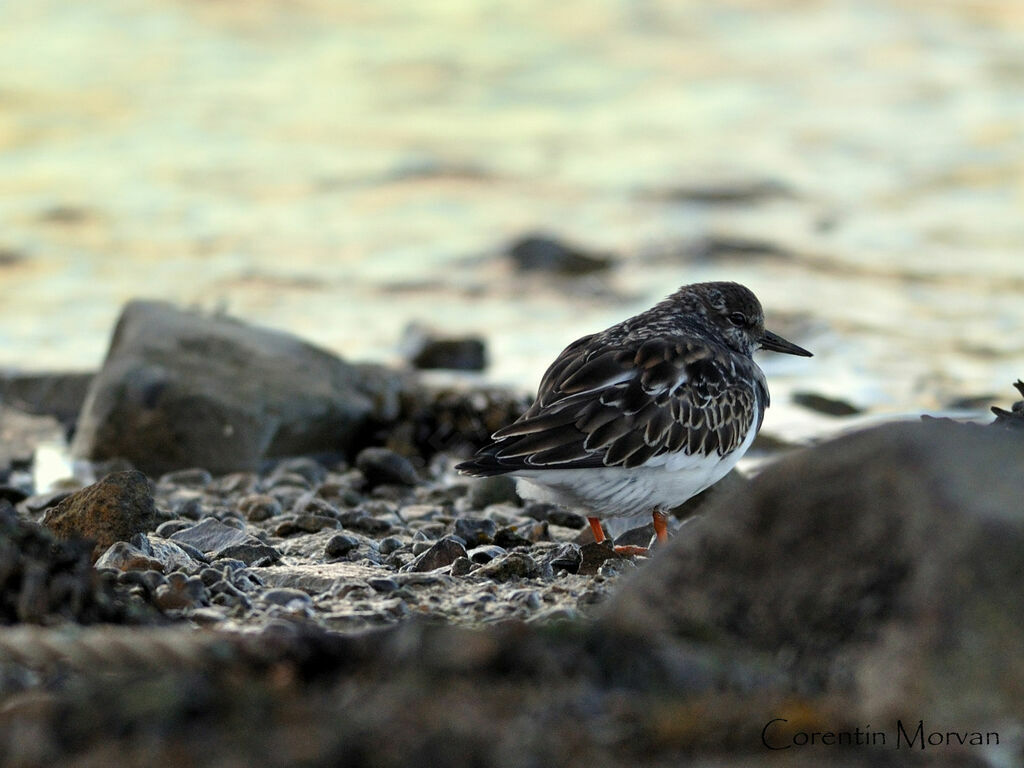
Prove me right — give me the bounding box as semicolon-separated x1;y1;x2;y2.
324;533;361;559
355;448;418;487
474;552;542;582
367;577;400;593
338;510;392;535
453;517;497;545
238;494;282;522
403;537;468;572
467;545;506;564
260;587;312;606
378;536;406;555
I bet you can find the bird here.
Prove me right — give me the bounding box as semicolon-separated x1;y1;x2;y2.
456;281;812;554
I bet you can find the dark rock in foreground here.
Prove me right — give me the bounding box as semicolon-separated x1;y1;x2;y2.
70;301;406;475
604;419;1024;726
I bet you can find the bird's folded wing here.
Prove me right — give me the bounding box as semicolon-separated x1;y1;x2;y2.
485;336;763;471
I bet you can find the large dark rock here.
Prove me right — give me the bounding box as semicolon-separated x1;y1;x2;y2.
602;420;1024;726
41;470;160;561
70;301;406;475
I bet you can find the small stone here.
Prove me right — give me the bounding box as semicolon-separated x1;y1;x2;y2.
355;448;418;487
403;325;487;372
170;518;252;555
94;541;165;572
450;557;473;577
338;510;392;535
153;573;207;610
467;476;518;509
291;495;339;519
494;527;532;549
367;577;400;593
403;537;467;572
467;545;506;564
539;543;582;574
378;536;406;555
324;533;361;559
214;543;281;566
523;503;586;529
474;552;541;582
260;587;312;606
453;517;497;545
238;494;282;522
613;523;655;549
577;542;622;575
293;514;340;533
155;520;193;538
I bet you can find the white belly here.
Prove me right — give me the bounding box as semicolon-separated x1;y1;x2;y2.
513;422;755;519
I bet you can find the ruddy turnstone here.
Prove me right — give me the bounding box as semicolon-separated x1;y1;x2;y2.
456;281;812;553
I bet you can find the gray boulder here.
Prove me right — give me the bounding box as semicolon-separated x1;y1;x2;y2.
602;420;1024;727
71;301;406;475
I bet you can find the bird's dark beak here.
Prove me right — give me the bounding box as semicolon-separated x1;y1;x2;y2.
760;329;812;357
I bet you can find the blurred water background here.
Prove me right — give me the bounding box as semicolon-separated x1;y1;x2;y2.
2;0;1023;446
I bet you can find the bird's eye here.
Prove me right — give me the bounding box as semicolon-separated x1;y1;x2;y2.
728;312;747;327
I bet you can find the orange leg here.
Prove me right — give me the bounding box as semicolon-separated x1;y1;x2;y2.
652;508;669;544
587;516;606;544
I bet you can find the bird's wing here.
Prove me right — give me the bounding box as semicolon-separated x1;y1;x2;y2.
465;336;765;473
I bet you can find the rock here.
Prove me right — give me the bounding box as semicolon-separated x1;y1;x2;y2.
260;587;312;607
466;475;518;508
403;537;467;572
94;540;164;572
402;324;487;371
603;420;1024;724
453;517;497;545
41;470;160;561
355;447;418;487
466;545;506;564
367;577;400;593
474;552;542;581
70;300;404;475
324;533;361;559
153;572;207;611
214;543;281;567
274;514;339;537
792;391;863;416
537;543;581;574
612;523;654;549
238;494;282;522
577;542;622;575
169;518;251;555
338;509;393;535
523;503;586;529
507;234;613;275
